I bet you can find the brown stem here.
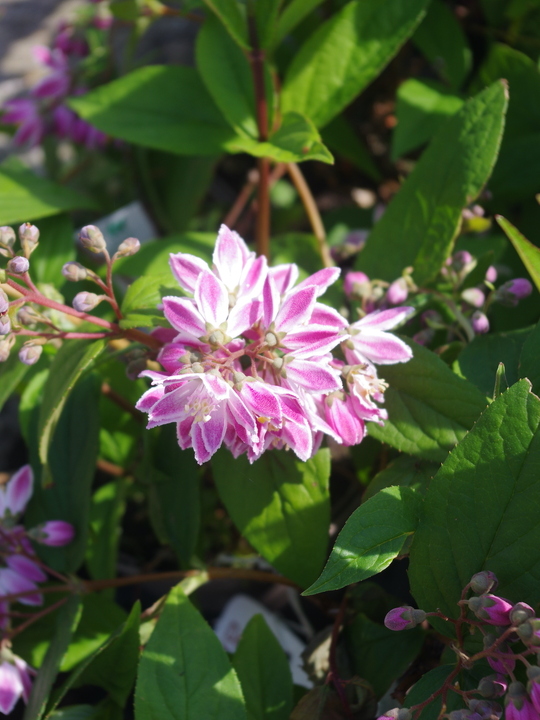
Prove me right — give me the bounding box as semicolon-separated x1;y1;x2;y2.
224;169;260;229
101;382;142;422
0;584;72;604
97;458;126;477
8;596;68;639
287;163;333;268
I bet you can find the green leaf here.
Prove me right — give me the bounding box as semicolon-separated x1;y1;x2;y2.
457;327;532;397
368;340;488;462
403;666;456;720
48;707;97;720
0;348;30;412
23;595;83;720
345;612;424;698
322;115;381;181
274;0;325;45
37;339;105;467
86;480;127;582
196;15;257;138
0;157;94;225
56;602;141;710
281;0;429;129
357;81;508;284
233;615;293;720
147;426;201;567
114;233;216;278
496;216;540;293
201;0;249;49
413;0;472;90
26;374;101;573
520;321;540;394
409;380;540;620
212;449;330;588
135;583;247;720
304;486;421;595
236;112;333;164
120;273;179;329
363;455;438;501
69;66;239;156
30;214;76;285
391;79;463;160
254;0;283;48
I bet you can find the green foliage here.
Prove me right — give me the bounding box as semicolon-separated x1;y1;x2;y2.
30;214;76;286
497;216;540;293
200;0;249;50
0;348;30;411
281;0;430;129
212;449;330;588
409;381;540;621
304;486;421;595
363;455;438;501
358;81;508;284
120;273;179;329
86;480;127;582
520;321;540;394
135;583;247;720
233;615;293;720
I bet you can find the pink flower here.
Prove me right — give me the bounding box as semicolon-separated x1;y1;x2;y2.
2;99;44;148
506;683;538;720
468;594;513;625
386;278;409;305
0;651;34;714
30;520;75;547
384;606;426;631
346;307;414;366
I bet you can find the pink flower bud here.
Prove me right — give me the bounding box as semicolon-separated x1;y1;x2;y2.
7;256;29;274
471;311;490;335
527;668;540;714
62;262;87;282
468;594;513;625
469;699;502;719
470;571;499;595
387;278;409;305
485;266;498;283
115;237;140;259
72;292;102;313
18;344;43;365
452;250;474;273
79;225;106;253
486;641;515;674
510;602;535;626
384;606;426;631
0;338;14;362
0;227;16;250
0;289;9;315
495;279;533;307
0;315;11;336
344;271;369;299
505;682;537;720
478;674;508;699
462;287;485;308
29;520;75;546
18;223;40;256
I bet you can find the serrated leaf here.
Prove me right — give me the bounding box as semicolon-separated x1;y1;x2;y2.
496;216;540;293
135;583;247;720
233;615;293;720
212;449;330;588
23;595;83;720
358;81;507;284
368;340;487;462
409;380;540;621
37;340;105;466
281;0;429;129
304;486;421;595
0;157;94;225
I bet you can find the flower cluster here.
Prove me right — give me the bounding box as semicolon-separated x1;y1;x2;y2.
136;225;413;464
0;466;74;714
381;571;540;720
2;17;108;149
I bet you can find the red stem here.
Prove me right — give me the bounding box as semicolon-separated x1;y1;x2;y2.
8;596;69;639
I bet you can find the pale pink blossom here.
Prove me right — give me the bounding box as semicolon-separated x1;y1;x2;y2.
0;650;34;715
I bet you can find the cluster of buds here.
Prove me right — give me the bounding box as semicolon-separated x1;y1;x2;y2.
136;225;414;465
1;9;110;149
0;466;74;714
344;268;416;312
380;572;540;720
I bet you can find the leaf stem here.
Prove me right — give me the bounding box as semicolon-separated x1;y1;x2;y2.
7;596;69;639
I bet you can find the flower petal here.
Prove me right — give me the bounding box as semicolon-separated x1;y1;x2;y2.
195;269;229;327
283;327;343;357
169;253;208;294
296;267;340;297
0;661;23;715
285;359;341;392
6;555;46;582
227;297;262;338
269;264;298;294
353;306;414;332
0;568;42;606
274;285;317;333
350;330;413;365
5;465;33;517
162;296;206;338
213;224;251;290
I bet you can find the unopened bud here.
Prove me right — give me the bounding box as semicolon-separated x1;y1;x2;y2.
451;250;474;273
17;306;40;326
0;289;8;315
462;287;485;308
517;618;540;645
7;256;29;274
79;225;106;253
384;606;426;631
495;279;533;307
470;571;499;595
344;271;369;299
62;262;88;282
19;344;43;365
386;277;409;305
468;699;502;718
510;602;535;626
0;336;15;362
18;223;40;257
0;226;16;250
0;315;11;336
115;237;140;259
478;674;508;699
468;594;512;625
485;266;498;283
126;358;148;381
72;292;102;313
471;311;490;335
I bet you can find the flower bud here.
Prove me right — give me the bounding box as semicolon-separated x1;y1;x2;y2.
62;262;88;282
505;682;537;720
384;606;426;631
6;256;29;274
495;279;533;307
517;618;540;646
0;336;15;362
468;700;502;719
29;520;74;546
468;594;512;625
0;315;11;336
377;709;412;720
18;344;43;365
470;571;499;595
386;278;409;305
451;250;474;274
471;311;490;335
485;266;498;283
510;602;535;626
72;292;102;313
421;310;444;329
0;226;16;250
16;306;40;326
526;667;540;714
0;289;9;315
344;271;369;299
412;329;435;346
79;225;106;253
478;674;508;698
18;223;40;257
115;236;140;258
486;641;515;674
462;287;485;308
